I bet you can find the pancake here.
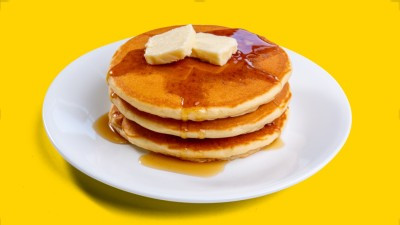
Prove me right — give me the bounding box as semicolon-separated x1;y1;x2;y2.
110;83;291;139
109;105;288;162
107;25;291;121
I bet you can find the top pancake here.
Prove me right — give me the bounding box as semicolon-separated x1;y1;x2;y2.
107;25;291;121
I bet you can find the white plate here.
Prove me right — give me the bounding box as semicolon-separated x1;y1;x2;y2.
43;39;351;203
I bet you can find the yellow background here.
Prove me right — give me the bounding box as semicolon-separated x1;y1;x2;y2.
0;0;399;224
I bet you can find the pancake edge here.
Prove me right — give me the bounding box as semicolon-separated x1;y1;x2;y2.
110;109;289;162
111;88;291;139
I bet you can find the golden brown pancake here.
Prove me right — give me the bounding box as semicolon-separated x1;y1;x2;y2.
109;105;288;162
107;25;291;121
110;83;291;139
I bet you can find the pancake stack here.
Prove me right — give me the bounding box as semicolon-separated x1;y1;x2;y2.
106;25;292;162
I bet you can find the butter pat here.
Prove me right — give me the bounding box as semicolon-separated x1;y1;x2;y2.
191;33;238;66
144;25;196;65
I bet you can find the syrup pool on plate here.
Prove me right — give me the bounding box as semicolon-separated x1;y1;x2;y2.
93;113;128;144
139;153;227;177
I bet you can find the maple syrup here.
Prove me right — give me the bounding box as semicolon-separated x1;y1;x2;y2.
93;113;128;144
107;29;284;112
139;153;227;177
263;138;284;150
